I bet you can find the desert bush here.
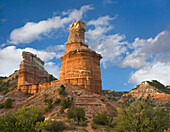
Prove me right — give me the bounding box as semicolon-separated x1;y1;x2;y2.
0;103;4;109
44;98;53;112
59;84;67;95
25;91;29;96
59;89;64;95
4;98;12;108
55;98;61;105
101;98;105;102
60;84;65;91
36;120;66;131
71;96;73;101
15;74;18;79
1;88;9;95
114;101;169;131
67;107;85;124
6;80;10;87
60;97;73;109
44;98;53;104
10;84;17;91
92;111;108;125
0;106;44;131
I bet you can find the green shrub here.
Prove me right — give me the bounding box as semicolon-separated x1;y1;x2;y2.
59;89;63;95
44;98;53;112
15;75;18;79
92;111;108;125
10;85;17;91
62;91;68;95
60;84;65;91
114;101;169;131
1;88;9;95
5;80;10;87
0;103;4;109
60;97;73;109
71;96;74;102
44;103;53;112
12;77;14;80
0;106;44;131
101;99;105;102
59;84;67;95
25;91;29;96
108;97;111;100
55;98;61;105
67;107;85;124
4;98;12;108
44;98;53;104
36;120;66;131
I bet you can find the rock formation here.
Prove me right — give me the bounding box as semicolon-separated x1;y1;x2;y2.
17;20;102;95
17;51;49;92
1;81;120;120
118;80;170;105
59;20;102;94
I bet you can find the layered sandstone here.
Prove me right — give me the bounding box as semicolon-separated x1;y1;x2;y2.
18;51;49;93
59;20;102;94
118;80;170;105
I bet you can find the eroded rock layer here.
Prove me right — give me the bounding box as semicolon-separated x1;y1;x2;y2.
18;51;49;92
118;80;170;105
59;20;102;94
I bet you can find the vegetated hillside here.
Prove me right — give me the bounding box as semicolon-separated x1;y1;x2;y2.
118;80;170;108
3;70;19;82
0;70;18;95
0;80;121;120
103;90;128;101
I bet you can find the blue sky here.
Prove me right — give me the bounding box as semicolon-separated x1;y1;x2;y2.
0;0;170;91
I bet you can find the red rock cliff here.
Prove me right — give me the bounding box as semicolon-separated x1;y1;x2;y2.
59;20;102;94
18;51;49;91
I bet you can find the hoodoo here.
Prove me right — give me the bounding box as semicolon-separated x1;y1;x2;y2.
59;20;102;94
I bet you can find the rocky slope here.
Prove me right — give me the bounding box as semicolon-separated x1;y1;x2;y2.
118;80;170;106
103;90;128;101
0;80;121;121
0;71;18;95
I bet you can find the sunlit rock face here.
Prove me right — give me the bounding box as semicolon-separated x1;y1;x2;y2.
59;20;102;94
118;80;170;105
18;51;49;93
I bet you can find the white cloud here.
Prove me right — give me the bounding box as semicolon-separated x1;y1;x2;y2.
122;52;148;68
86;16;127;68
86;15;170;85
0;46;22;76
122;28;170;68
46;45;65;58
0;43;6;48
129;62;170;85
122;27;170;85
8;5;93;45
46;45;65;52
45;62;60;78
0;46;58;76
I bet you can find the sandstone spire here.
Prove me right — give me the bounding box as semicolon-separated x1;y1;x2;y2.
59;20;102;94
